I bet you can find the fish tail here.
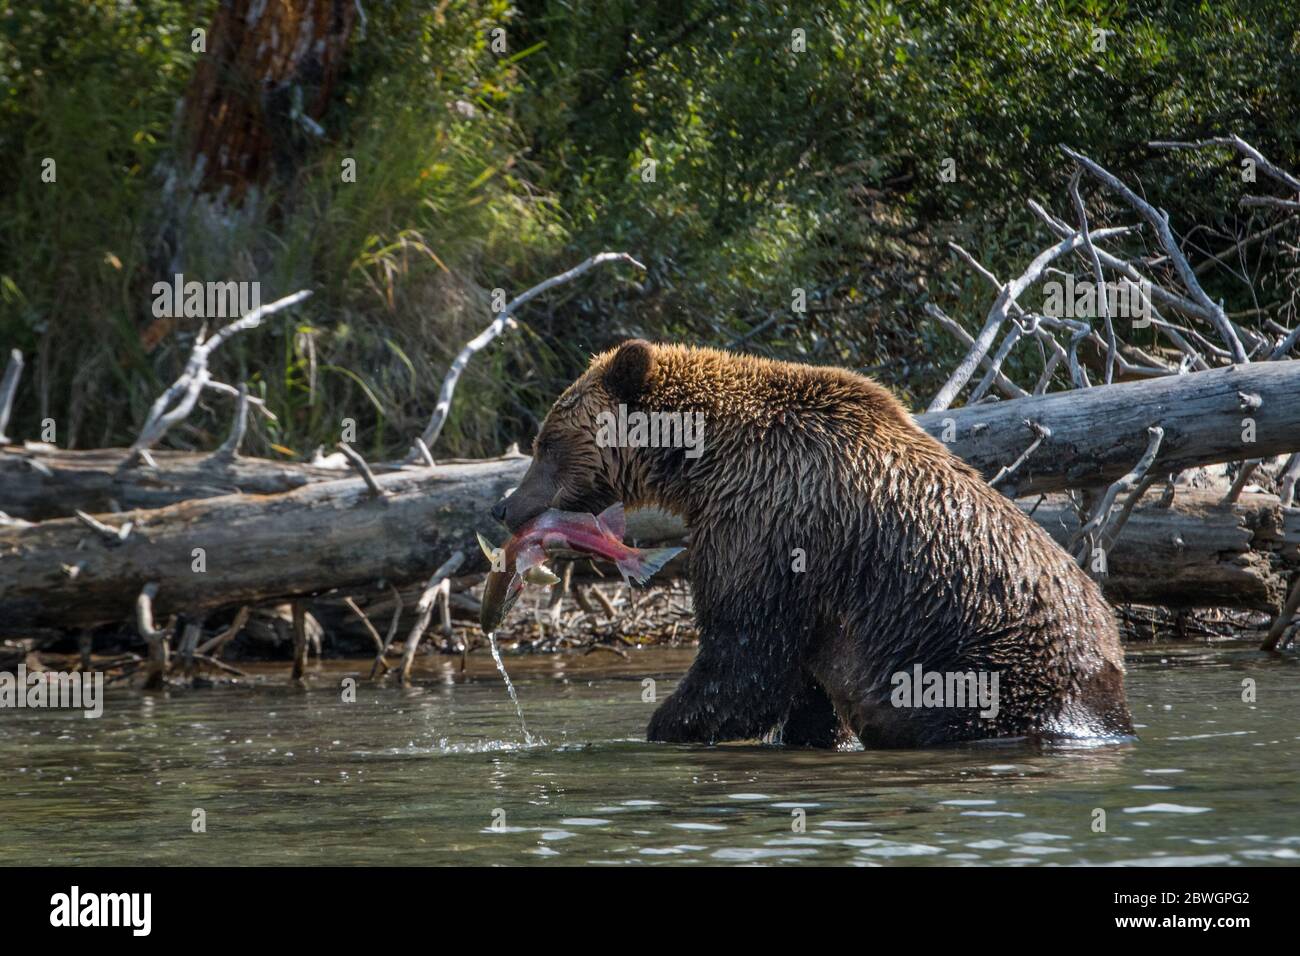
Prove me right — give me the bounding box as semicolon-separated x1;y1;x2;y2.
480;571;524;633
617;546;684;585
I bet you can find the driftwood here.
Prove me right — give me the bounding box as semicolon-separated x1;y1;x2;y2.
5;361;1299;521
396;551;464;685
1030;490;1297;612
134;582;170;688
409;252;644;459
0;459;518;629
123;290;309;467
928;361;1300;498
0;349;22;445
2;443;1296;630
0;456;675;630
927;224;1133;411
0;444;346;520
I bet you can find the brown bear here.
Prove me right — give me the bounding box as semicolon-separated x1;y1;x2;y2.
492;340;1133;747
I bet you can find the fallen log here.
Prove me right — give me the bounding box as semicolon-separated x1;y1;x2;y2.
0;460;522;629
0;457;668;630
0;444;345;520
1028;490;1297;611
1;444;1294;630
921;361;1300;498
4;362;1299;521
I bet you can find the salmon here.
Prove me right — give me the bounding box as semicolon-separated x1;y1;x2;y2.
478;504;683;633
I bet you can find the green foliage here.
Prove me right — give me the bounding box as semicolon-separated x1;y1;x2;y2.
0;0;207;444
515;0;1300;402
1;0;1296;455
217;0;569;457
0;0;566;455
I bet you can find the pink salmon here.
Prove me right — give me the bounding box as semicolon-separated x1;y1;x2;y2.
478;503;683;633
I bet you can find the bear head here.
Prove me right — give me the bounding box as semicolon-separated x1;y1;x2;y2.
492;338;662;531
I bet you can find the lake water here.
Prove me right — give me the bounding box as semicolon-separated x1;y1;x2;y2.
2;642;1297;866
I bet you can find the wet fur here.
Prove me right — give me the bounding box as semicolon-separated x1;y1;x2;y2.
497;341;1133;747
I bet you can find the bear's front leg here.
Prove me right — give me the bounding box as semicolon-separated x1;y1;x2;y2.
646;629;802;744
779;671;856;748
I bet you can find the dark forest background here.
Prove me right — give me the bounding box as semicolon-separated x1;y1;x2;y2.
2;0;1297;459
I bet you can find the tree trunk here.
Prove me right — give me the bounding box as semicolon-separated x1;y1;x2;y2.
181;0;357;202
0;459;521;629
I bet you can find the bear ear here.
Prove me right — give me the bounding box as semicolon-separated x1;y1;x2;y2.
603;339;656;403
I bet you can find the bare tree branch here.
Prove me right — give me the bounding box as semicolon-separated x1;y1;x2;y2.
75;509;133;543
1150;136;1300;193
211;383;249;461
1278;453;1300;507
413;437;435;468
369;585;404;680
928;226;1129;411
135;581;171;688
124;289;312;467
1240;195;1300;212
344;596;385;655
196;605;251;657
411;252;645;457
1030;200;1213;370
398;551;465;685
1263;575;1300;653
337;441;385;497
988;420;1051;492
1061;145;1247;363
1067;169;1118;383
1073;426;1165;566
1223;458;1263;505
923;303;1028;399
0;349;23;444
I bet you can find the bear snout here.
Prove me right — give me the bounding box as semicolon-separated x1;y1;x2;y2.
493;488;550;531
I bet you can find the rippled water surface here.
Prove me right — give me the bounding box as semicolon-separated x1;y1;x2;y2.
2;643;1297;865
